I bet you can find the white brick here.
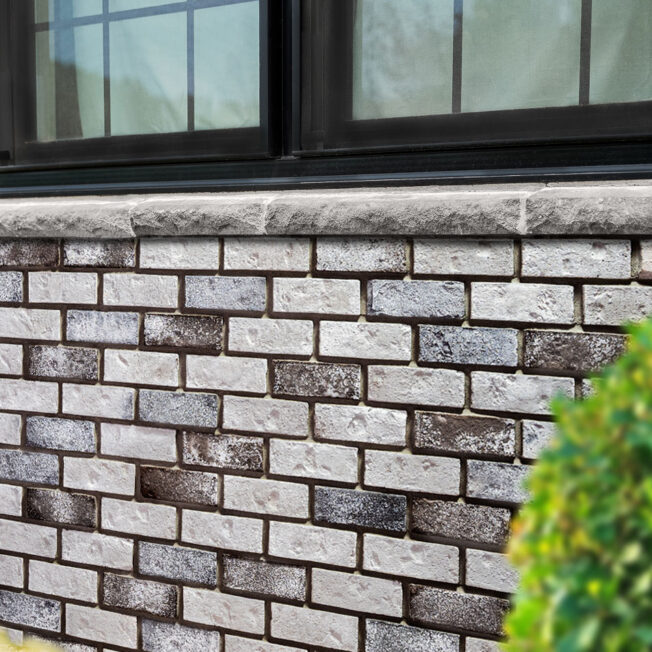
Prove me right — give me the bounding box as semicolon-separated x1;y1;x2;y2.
104;349;179;387
0;413;21;445
641;240;652;279
29;272;97;304
0;518;57;557
0;344;22;375
29;561;98;602
182;510;263;553
0;484;22;516
102;498;176;539
269;521;357;568
64;457;135;496
522;420;556;460
471;371;574;415
414;239;514;276
224;237;310;272
225;635;305;652
368;366;465;408
223;475;309;518
187;355;267;393
583;285;652;326
312;568;402;617
0;307;60;340
104;273;178;308
62;530;133;571
0;553;23;588
273;278;360;315
223;395;308;437
229;317;313;356
101;423;177;462
271;603;358;652
140;237;220;269
63;383;134;419
466;638;501;652
270;439;358;483
184;587;265;634
66;604;137;648
317;237;407;273
0;379;58;413
365;450;460;496
466;549;519;593
363;534;459;583
320;321;411;361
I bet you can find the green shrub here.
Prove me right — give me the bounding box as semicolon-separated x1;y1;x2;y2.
0;629;59;651
504;317;652;652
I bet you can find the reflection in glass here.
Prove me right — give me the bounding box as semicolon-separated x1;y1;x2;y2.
109;0;173;12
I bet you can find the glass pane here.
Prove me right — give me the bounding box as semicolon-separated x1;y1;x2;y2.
109;0;173;11
590;0;652;104
35;31;56;141
72;1;103;18
352;0;454;120
461;0;581;113
35;0;103;21
195;0;260;129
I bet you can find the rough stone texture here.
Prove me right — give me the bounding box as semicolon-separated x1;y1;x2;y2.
0;378;59;414
465;638;501;652
641;240;652;279
414;238;514;276
368;279;465;319
0;412;21;445
0;239;59;265
467;460;530;504
273;361;360;399
66;309;139;345
183;587;264;634
63;239;135;267
186;355;267;393
182;510;263;554
62;530;133;571
102;498;176;540
0;271;23;302
0;589;61;631
144;313;223;349
273;277;360;315
224;237;310;271
138;541;217;586
29;560;98;603
103;573;177;618
25;489;97;527
583;285;652;326
0;484;22;516
26;416;96;453
100;423;176;462
0;449;59;485
0;518;57;558
224;475;308;518
466;549;519;593
186;275;266;312
141;619;221;652
104;348;179;387
225;635;304;652
139;389;218;428
229;317;313;356
28;271;97;304
223;395;308;437
140;466;219;506
0;307;60;341
223;556;306;601
140;237;220;269
62;383;134;420
181;432;264;471
27;345;98;381
522;420;556;460
320;320;411;361
366;620;460;652
316;237;407;272
66;604;136;648
0;343;22;375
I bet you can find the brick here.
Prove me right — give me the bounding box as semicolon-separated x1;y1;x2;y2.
409;584;509;637
320;321;411;361
0;378;58;413
225;635;304;652
29;272;97;304
412;498;511;547
101;423;176;462
0;239;58;267
368;279;465;319
54;641;96;652
0;412;21;445
641;240;652;279
271;602;358;652
365;450;460;496
27;345;98;381
471;371;574;415
269;521;357;567
26;489;96;528
223;395;308;437
472;282;574;324
29;560;97;602
182;510;263;553
141;466;218;506
0;307;60;340
466;638;500;652
524;330;627;375
66;309;139;345
0;518;56;557
62;530;133;571
187;355;267;393
584;285;652;325
419;325;518;367
414;412;516;457
314;402;406;445
317;237;407;273
229;317;313;355
467;460;530;504
223;556;306;601
184;587;265;634
0;553;23;588
139;541;217;587
31;417;94;456
273;278;360;315
414;238;514;276
104;573;177;617
63;239;135;267
140;237;220;269
142;619;221;652
0;589;60;632
139;389;217;428
0;343;22;375
466;549;519;593
63;383;134;420
270;439;358;483
64;457;135;496
185;276;265;312
0;449;58;485
0;272;22;302
182;432;263;471
522;420;556;460
367;366;465;408
0;484;22;516
366;619;459;652
104;272;178;308
66;604;137;648
273;361;360;400
314;486;407;533
104;349;179;387
102;498;176;539
224;475;309;518
224;237;310;271
144;313;222;349
522;239;631;279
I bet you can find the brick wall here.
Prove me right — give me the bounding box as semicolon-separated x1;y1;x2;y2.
0;235;650;652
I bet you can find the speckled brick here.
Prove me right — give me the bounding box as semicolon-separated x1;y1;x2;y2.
141;619;221;652
26;416;95;453
0;272;22;302
465;638;500;652
139;389;218;428
223;556;306;601
317;237;407;273
63;240;135;267
272;361;360;399
368;280;465;319
103;574;177;618
366;619;459;652
181;432;264;472
67;310;139;345
144;313;223;350
0;240;59;267
0;450;59;485
139;541;217;587
0;589;61;631
27;345;98;381
467;460;530;504
185;276;266;312
140;466;219;506
25;489;97;527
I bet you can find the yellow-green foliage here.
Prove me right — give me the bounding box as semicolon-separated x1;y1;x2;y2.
504;318;652;652
0;630;60;651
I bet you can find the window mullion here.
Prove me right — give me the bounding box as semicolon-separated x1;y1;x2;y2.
452;0;463;114
579;0;593;105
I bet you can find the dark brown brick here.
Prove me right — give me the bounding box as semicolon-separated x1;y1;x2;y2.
140;466;218;506
181;432;263;472
27;345;98;381
272;361;360;400
0;240;59;267
103;574;177;618
223;556;306;601
144;314;223;350
25;488;96;527
63;239;135;267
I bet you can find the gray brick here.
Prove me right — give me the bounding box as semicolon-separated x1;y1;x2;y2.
140;466;218;506
63;239;135;267
368;280;464;319
0;589;60;631
142;619;221;652
223;556;306;601
0;240;59;267
185;276;266;312
103;574;177;618
522;420;556;460
419;325;518;367
27;345;98;381
414;412;516;457
272;361;360;400
25;489;96;527
144;313;222;350
0;272;22;302
139;541;217;587
26;416;95;453
314;486;406;533
181;432;264;472
366;619;459;652
67;310;139;345
467;460;530;505
317;237;407;273
0;450;59;486
139;389;218;428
